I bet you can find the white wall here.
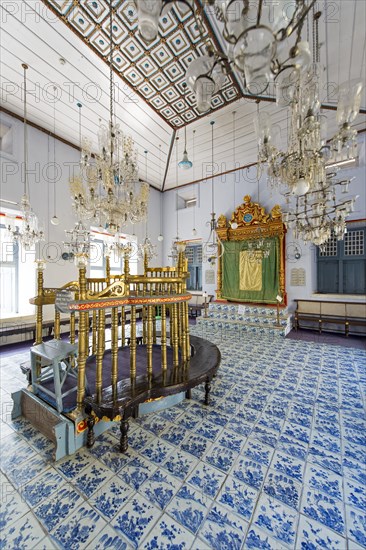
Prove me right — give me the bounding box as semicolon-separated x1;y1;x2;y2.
0;112;163;320
162;134;366;310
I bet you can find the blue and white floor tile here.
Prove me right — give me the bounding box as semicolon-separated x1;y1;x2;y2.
1;330;366;549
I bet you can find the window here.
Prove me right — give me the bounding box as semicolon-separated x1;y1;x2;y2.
0;217;36;318
0;227;18;316
0;121;13;156
317;225;366;294
186;244;202;291
89;230;138;277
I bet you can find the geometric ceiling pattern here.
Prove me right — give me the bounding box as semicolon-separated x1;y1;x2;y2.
42;0;241;128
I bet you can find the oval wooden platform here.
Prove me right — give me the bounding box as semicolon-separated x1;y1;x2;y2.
83;335;221;452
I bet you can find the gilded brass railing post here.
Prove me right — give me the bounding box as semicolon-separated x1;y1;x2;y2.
34;260;46;345
147;305;153;375
161;304;167;370
279;232;285;298
130;305;137;380
92;310;97;354
121;306;125;346
96;309;105;403
216;241;222;299
111;307;118;389
76;255;88;409
70;312;76;344
185;300;190;359
54;310;61;340
144;250;148;275
172;302;179;367
106;254;111;285
142;306;147;344
124;252;130;294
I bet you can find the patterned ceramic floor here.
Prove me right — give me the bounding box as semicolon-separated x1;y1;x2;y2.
0;327;365;550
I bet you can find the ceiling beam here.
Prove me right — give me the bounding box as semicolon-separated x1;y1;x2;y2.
161;130;177;192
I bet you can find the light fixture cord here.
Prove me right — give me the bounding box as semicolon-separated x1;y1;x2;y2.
348;1;357;83
53;87;57;218
193;130;196;229
211;121;214;214
159;144;163;235
78;103;82;149
47;133;50;240
176;136;179;238
145;150;148;238
109;0;114;166
233;111;236;204
23;64;28;198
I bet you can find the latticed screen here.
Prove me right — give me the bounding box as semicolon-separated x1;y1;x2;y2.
185;246;195;263
319;235;337;257
185;244;202;291
344;230;364;256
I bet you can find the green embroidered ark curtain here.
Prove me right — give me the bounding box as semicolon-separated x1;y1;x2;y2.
222;237;279;303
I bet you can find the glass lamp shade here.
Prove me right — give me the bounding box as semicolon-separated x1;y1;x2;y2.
192;228;197;236
293;41;312;72
336;80;363;126
291;177;310;196
135;0;162;42
51;215;60;226
157;233;164;241
178;150;193;169
254;112;273;145
231;221;238;229
186;56;224;113
234;27;276;74
275;66;299;106
176;242;186;253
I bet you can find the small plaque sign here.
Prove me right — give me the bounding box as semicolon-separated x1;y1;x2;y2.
55;290;74;313
205;270;215;284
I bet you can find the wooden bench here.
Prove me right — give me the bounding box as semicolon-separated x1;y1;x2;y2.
188;294;213;317
294;300;366;336
0;306;144;346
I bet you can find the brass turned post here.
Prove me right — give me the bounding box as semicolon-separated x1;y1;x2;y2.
161;303;167;370
130;305;137;380
147;305;153;375
35;260;45;345
76;257;88;409
111;306;118;389
70;312;76;344
54;310;61;340
96;309;105;402
106;254;111;286
92;310;97;354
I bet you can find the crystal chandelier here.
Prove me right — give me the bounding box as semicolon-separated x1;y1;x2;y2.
138;151;157;263
137;236;157;262
8;64;44;251
255;12;363;197
203;121;224;265
69;2;149;235
207;0;316;94
254;12;361;247
247;227;271;262
134;0;317;112
63;221;90;259
282;172;358;248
